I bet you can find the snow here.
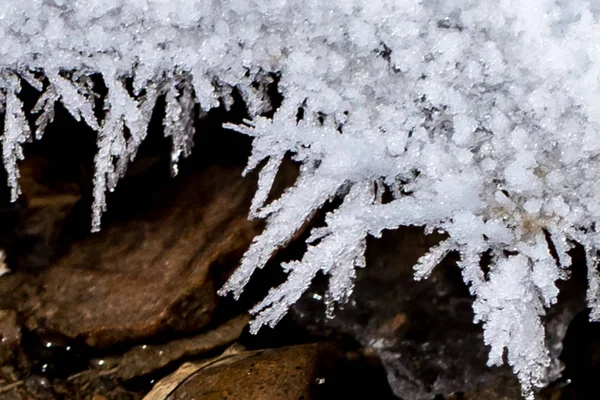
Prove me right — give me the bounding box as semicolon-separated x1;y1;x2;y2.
2;1;600;397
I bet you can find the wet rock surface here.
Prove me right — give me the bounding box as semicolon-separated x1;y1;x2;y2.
112;314;250;381
164;344;328;400
148;342;398;400
24;164;261;347
293;227;586;400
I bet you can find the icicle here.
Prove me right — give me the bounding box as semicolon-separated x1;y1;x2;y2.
249;155;284;218
164;76;196;177
586;249;600;321
413;238;454;280
1;73;31;202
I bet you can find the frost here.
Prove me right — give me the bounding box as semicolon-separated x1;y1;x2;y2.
2;1;600;398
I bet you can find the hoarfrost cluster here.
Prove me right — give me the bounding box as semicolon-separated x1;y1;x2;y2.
1;0;600;397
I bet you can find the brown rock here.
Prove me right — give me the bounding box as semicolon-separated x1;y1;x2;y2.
0;310;20;364
28;165;261;347
114;314;250;380
165;344;330;400
15;156;82;270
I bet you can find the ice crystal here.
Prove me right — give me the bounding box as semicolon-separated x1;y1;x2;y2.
2;1;600;397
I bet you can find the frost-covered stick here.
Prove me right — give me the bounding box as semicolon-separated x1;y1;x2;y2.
3;1;600;398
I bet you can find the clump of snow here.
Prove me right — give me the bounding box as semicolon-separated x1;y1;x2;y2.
2;1;600;397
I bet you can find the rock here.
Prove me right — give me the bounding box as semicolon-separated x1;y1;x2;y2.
25;165;261;347
0;310;21;364
13;156;82;270
112;314;250;380
163;343;332;400
292;227;585;399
